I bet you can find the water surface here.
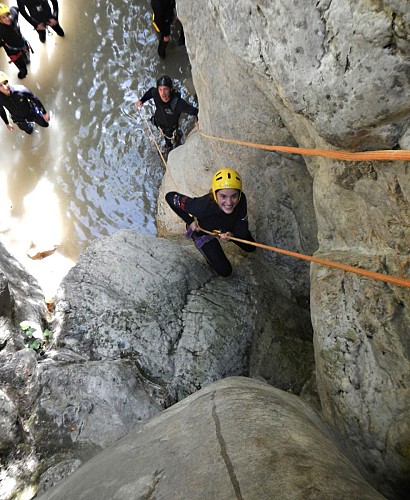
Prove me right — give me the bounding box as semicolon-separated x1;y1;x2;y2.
0;0;196;297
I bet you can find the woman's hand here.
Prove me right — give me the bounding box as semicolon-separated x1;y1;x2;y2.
219;231;232;241
189;220;200;232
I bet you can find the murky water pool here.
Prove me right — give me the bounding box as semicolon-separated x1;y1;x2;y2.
0;0;196;298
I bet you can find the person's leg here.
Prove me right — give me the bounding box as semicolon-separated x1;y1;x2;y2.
14;60;28;79
32;113;49;128
37;29;46;43
51;22;64;37
199;238;232;277
161;127;175;151
157;30;169;59
178;25;185;46
174;129;183;147
25;106;49;128
15;120;34;134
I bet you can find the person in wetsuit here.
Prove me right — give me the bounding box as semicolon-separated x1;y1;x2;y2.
0;3;31;79
0;71;49;134
17;0;64;43
136;74;198;152
151;0;175;59
165;168;256;277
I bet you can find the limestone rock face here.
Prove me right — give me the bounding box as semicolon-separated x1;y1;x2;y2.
0;230;314;498
39;377;383;500
159;0;410;496
53;230;314;402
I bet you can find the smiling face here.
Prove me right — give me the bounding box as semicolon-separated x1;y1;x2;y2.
216;188;240;214
0;12;11;25
158;85;171;102
0;80;10;96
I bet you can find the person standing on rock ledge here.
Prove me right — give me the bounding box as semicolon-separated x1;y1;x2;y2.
165;168;256;277
136;74;198;155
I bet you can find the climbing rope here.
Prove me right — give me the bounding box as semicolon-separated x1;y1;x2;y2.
197;126;410;162
137;113;409;287
197;226;410;289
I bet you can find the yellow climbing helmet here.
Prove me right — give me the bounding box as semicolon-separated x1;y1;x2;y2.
0;71;8;84
211;168;242;202
0;3;10;18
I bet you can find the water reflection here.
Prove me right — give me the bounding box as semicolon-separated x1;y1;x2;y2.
0;0;196;298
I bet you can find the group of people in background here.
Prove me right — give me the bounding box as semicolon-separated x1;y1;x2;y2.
0;1;61;133
0;0;63;80
0;0;255;277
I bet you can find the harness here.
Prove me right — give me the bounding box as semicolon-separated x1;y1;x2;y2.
4;39;32;64
153;89;181;135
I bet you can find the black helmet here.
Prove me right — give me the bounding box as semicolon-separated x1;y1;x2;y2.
156;75;172;88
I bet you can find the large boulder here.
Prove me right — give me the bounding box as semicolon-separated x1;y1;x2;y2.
52;230;314;402
38;377;383;500
0;229;315;498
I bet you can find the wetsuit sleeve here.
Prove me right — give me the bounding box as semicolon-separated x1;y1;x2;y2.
139;87;155;104
0;106;9;125
176;98;198;117
17;0;37;27
50;0;59;18
10;6;19;22
165;192;196;225
231;194;256;251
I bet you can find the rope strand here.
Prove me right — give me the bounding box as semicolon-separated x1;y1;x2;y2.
197;226;410;289
197;127;410;162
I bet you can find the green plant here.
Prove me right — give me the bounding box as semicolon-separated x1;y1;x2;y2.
19;321;53;352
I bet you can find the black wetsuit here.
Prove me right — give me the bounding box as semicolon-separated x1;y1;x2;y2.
166;191;255;276
151;0;175;58
0;84;48;134
0;7;30;79
139;87;198;146
17;0;63;42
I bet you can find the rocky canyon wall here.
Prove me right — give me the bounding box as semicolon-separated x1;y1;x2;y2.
158;0;410;496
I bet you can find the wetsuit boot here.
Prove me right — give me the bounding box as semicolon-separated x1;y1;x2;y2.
37;29;46;43
15;120;34;134
178;27;185;46
52;24;65;37
158;39;168;59
17;66;27;79
174;129;183;148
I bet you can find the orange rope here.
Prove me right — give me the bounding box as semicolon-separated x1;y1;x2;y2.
197;128;410;162
197;226;410;289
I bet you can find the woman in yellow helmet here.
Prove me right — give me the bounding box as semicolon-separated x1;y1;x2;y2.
0;3;31;79
165;168;255;277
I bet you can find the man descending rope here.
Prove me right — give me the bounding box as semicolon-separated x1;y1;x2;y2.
165;168;256;277
0;3;31;79
136;74;198;156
